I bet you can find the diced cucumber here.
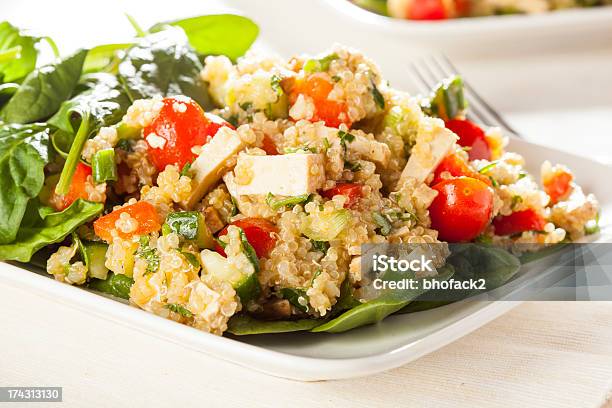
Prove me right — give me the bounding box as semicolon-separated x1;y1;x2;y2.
301;209;350;242
164;211;215;249
88;272;134;300
84;242;109;280
200;250;260;304
425;75;467;121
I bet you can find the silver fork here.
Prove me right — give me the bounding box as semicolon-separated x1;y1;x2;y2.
408;55;521;137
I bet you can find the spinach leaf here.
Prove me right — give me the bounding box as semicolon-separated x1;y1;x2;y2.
400;244;521;314
0;123;52;244
226;315;324;335
118;27;212;110
0;199;103;262
149;15;258;61
0;21;40;83
312;266;454;333
83;43;132;74
88;272;134;300
48;73;130;135
1;49;87;123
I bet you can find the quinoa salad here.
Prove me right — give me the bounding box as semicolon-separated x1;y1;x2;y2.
0;15;600;336
354;0;612;20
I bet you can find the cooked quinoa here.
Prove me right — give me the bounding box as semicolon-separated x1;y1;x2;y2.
41;45;600;336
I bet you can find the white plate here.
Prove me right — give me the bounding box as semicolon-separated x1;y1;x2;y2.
321;0;612;57
1;138;610;381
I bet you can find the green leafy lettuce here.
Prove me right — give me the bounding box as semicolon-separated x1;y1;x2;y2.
0;199;103;262
118;27;213;110
0;123;52;244
1;49;87;123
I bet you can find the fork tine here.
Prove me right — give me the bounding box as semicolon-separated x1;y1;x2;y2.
408;62;434;95
438;55;519;135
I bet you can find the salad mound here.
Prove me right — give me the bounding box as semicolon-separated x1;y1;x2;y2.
0;15;600;336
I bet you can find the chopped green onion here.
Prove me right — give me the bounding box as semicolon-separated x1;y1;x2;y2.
55;112;91;196
584;213;600;235
92;148;118;184
165;303;193;318
478;161;499;174
303;53;338;73
373;212;392;236
266;193;310;210
301;209;350;242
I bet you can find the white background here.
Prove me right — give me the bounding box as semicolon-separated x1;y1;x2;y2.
1;1;612;406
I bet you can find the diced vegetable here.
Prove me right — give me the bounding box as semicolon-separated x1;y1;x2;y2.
492;209;546;236
50;162;92;211
425;75;466;121
303;53;339;73
93;201;161;242
88;272;134;300
200;249;260;304
215;218;278;259
320;183;363;208
445;119;491;161
301;209;350;242
165;211;215;249
84;242;109;280
283;73;351;128
266;193;310;211
91;148;118;184
54;112;91;196
429;177;494;242
372;212;392;236
143;96;233;171
543;169;573;205
432;152;492;186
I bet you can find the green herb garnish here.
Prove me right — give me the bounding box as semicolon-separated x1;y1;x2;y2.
372;212;392;236
266;193;310;210
165;303;193;317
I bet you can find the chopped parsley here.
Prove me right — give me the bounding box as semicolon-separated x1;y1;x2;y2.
116;139;132;152
136;236;160;275
371;81;385;109
180;161;192;177
165;303;193;318
284;145;317;154
180;250;200;268
323;137;331;152
270;74;283;95
344;160;361;172
338;130;355;152
311;240;330;253
517;171;528;180
510;195;523;210
239;101;253;111
238;228;260;273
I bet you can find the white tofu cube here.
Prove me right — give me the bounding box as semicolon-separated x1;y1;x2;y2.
398;124;457;187
233;153;326;196
183;127;245;208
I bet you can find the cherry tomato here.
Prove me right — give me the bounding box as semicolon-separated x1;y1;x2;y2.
50;162;92;211
429;177;494;242
94;201;161;243
284;73;351;128
445;119;491;161
492;209;546;236
543;170;573;205
408;0;449;20
432;152;492;187
215;218;279;258
320;183;363;208
261;135;279;155
143;96;233;171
